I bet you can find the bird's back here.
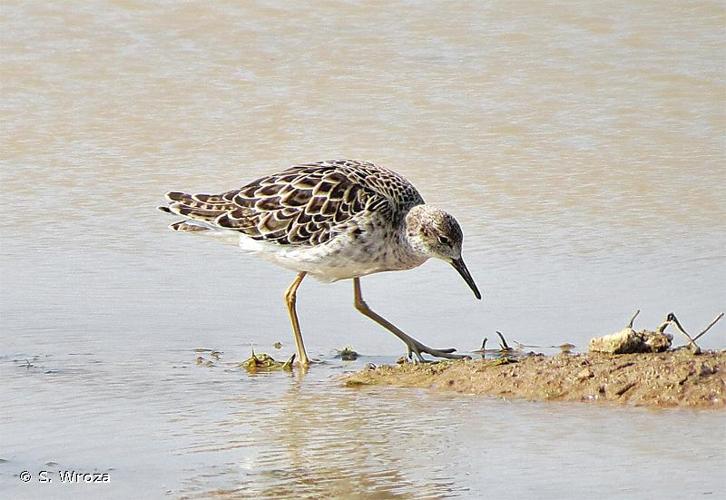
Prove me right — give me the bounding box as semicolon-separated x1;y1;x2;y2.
161;159;424;247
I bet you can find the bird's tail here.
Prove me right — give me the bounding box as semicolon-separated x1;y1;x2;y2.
158;190;240;235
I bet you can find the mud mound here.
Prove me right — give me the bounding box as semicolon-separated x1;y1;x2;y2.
345;350;726;409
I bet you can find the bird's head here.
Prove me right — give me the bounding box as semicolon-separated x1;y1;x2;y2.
405;205;481;300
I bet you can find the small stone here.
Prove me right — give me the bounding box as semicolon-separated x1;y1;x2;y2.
699;363;714;376
576;367;594;381
559;343;576;353
643;331;672;352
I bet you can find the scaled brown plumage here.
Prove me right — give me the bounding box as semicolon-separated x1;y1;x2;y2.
161;159;424;247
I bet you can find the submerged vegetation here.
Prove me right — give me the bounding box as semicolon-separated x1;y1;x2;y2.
240;350;295;372
337;346;360;361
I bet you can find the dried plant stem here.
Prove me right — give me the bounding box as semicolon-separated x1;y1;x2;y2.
627;309;641;329
693;312;724;342
496;331;511;351
668;312;724;353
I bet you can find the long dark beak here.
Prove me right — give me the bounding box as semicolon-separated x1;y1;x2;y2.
451;257;482;300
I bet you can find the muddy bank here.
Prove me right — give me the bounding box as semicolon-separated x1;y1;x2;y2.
345;350;726;409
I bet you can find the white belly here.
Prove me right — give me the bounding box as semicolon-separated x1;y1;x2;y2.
237;232;427;282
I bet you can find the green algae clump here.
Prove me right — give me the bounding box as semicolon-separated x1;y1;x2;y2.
240;350;295;373
338;346;359;361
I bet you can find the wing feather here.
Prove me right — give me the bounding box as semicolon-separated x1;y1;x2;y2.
160;160;424;246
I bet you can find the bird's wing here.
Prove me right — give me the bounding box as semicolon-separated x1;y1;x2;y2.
162;161;392;246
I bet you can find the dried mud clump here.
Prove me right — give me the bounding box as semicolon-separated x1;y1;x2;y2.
589;311;723;355
588;327;671;354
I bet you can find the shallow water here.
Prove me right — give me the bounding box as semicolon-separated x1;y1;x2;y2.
1;0;725;498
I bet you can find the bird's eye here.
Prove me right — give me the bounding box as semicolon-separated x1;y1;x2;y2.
437;235;450;246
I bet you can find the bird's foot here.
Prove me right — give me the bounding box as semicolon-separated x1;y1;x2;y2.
405;340;471;363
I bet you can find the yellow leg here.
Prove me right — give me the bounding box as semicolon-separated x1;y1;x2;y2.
353;278;466;362
284;272;310;366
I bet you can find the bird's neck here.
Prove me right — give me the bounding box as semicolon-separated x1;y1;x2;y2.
395;231;429;270
403;205;430;258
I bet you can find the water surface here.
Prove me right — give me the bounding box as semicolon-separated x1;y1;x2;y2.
2;1;725;498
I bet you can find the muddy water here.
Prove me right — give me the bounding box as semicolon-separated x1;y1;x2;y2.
1;1;724;498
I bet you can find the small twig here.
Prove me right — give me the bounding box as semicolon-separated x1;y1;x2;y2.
692;312;724;342
471;338;488;356
667;313;701;353
667;313;694;341
282;353;295;371
627;309;640;329
475;338;488;358
656;318;671;334
615;381;637;397
496;331;511;351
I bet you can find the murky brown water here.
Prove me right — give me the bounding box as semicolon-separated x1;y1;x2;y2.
2;1;725;498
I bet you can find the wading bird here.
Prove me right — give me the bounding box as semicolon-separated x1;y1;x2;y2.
160;160;480;366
